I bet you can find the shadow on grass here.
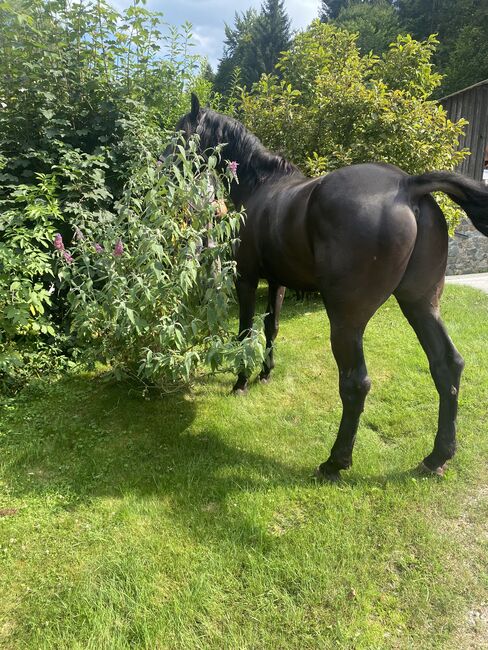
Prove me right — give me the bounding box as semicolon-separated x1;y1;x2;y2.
2;373;316;547
250;284;324;324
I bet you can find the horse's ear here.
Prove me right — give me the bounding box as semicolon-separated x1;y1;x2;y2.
190;93;200;120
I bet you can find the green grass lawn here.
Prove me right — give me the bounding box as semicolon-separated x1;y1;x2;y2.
1;285;488;649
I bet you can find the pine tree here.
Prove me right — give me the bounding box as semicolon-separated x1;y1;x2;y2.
201;61;215;85
320;0;350;21
254;0;291;75
214;1;291;96
214;9;259;95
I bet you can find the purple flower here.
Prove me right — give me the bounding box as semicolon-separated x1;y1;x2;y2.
228;160;239;178
74;226;85;241
94;243;104;253
113;239;124;257
53;233;64;251
63;250;74;264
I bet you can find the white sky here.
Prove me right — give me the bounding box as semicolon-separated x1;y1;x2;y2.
116;1;320;68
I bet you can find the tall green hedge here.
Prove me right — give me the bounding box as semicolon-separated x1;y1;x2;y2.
0;0;212;391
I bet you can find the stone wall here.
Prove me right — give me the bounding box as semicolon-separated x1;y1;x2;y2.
447;220;488;275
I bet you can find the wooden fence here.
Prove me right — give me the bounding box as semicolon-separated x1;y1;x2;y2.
440;80;488;181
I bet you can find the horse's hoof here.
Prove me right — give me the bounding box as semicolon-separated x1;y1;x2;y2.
232;386;248;397
259;374;271;384
314;464;342;484
417;461;447;477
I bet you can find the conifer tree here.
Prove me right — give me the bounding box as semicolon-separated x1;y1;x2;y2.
255;0;291;75
320;0;350;21
214;9;259;94
214;1;291;96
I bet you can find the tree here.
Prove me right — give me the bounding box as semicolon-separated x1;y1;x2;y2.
442;16;488;96
201;61;215;85
395;0;484;92
213;9;260;94
213;1;291;96
334;1;401;54
254;0;291;74
322;1;487;95
320;0;350;20
396;0;442;41
240;21;467;192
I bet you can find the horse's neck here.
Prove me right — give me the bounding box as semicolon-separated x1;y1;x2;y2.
229;175;254;209
207;117;300;205
227;151;299;208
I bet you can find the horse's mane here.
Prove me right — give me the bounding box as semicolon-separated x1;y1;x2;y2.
199;109;302;188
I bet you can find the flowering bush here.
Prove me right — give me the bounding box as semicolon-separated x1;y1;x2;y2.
0;0;215;393
0;172;74;393
56;139;265;390
0;175;59;340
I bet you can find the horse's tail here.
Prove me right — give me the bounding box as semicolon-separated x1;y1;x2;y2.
406;171;488;236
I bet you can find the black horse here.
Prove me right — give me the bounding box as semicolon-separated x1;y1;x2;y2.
172;94;488;481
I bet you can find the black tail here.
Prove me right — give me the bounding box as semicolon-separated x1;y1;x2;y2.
407;170;488;236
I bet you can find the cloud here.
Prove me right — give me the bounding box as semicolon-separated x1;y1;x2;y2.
288;0;320;29
115;0;320;68
191;24;226;67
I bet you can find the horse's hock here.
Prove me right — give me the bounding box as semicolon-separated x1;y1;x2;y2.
447;220;488;275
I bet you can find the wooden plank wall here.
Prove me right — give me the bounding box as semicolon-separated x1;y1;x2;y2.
441;82;488;181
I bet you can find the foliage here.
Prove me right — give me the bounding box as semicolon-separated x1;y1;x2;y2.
214;1;291;96
212;67;244;118
213;9;260;96
57;139;265;390
373;33;442;99
0;174;59;342
0;0;211;195
240;22;467;228
395;0;488;94
0;170;73;393
320;0;350;20
0;0;214;392
253;1;292;77
326;0;488;95
396;0;465;43
334;0;401;55
442;13;488;97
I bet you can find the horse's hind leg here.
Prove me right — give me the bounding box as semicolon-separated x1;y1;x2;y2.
316;320;371;482
260;283;286;383
396;291;464;474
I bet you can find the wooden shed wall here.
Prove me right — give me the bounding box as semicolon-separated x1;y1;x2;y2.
441;82;488;181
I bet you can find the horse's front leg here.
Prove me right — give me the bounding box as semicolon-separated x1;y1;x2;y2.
260;283;285;383
233;277;258;395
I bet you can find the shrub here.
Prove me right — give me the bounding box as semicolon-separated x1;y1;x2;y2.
0;0;214;391
55;139;265;390
0;167;76;393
